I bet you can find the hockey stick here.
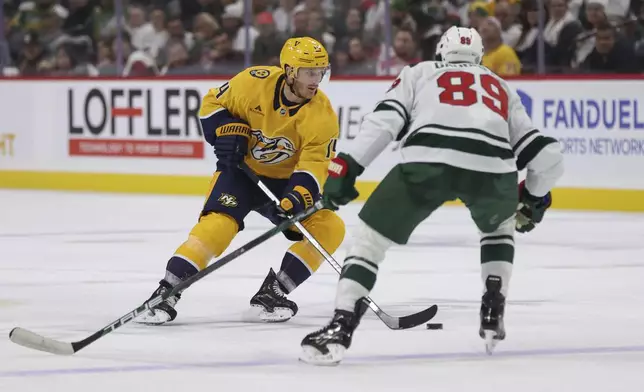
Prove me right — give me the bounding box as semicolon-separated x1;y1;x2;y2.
9;201;325;356
240;163;438;330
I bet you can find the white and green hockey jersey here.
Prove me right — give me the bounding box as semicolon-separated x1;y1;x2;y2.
347;61;563;197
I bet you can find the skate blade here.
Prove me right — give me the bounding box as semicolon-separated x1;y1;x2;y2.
243;305;294;323
134;310;172;326
299;344;345;366
484;330;499;355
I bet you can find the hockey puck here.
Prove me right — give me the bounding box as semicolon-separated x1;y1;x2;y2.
426;323;443;330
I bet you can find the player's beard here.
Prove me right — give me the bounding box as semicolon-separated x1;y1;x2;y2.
291;79;317;100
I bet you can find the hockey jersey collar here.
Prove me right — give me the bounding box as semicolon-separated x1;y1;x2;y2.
272;74;311;116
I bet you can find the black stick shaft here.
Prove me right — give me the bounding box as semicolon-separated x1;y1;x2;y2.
70;201;324;352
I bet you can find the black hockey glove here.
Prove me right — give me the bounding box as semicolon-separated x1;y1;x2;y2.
322;153;365;210
213;122;251;167
516;180;552;233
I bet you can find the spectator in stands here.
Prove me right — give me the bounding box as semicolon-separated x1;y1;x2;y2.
334;7;362;42
160;41;197;75
574;0;609;67
514;0;541;71
96;36;116;75
364;0;417;42
346;36;376;74
466;1;490;30
40;8;66;53
252;11;284;66
166;13;197;55
291;7;309;38
95;0;118;39
47;39;98;76
308;9;335;52
333;50;350;74
495;1;521;48
376;27;420;76
147;7;169;58
3;12;20;64
49;41;74;75
253;0;271;14
179;0;224;30
207;30;245;74
126;3;155;51
389;0;417;32
18;30;48;75
580;22;638;72
544;0;582;71
111;31;133;68
193;12;219;43
302;0;325;15
633;4;644;59
273;0;298;35
123;49;158;76
63;0;95;39
480;17;521;75
221;2;259;52
11;0;68;33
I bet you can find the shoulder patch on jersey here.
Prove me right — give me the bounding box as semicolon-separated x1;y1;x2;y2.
387;78;401;92
250;69;270;79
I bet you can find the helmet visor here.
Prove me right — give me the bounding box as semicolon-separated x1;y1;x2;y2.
295;66;329;85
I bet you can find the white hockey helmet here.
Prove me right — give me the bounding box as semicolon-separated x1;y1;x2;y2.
435;26;484;64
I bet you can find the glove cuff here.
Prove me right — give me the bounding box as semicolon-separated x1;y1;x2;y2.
329;153;365;178
215;123;251;138
519;181;552;208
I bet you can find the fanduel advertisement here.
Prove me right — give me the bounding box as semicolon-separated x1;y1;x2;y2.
512;80;644;188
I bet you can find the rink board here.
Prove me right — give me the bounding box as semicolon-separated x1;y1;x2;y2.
1;75;644;211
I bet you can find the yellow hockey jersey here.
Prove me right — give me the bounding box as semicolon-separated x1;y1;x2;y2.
199;66;339;194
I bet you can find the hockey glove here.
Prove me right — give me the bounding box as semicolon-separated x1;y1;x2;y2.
323;153;365;210
214;122;252;167
516;180;552;233
279;185;315;216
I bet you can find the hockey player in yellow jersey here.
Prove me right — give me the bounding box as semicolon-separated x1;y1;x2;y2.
136;37;344;325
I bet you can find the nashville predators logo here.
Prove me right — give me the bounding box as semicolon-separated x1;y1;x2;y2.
249;69;270;79
218;193;238;207
250;130;296;164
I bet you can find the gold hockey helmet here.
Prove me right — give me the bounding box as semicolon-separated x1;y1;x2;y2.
279;37;329;80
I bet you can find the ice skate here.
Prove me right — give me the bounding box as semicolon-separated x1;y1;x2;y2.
135;280;181;325
247;268;298;322
299;300;366;366
479;275;506;354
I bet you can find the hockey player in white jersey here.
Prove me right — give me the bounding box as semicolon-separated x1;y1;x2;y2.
300;26;564;365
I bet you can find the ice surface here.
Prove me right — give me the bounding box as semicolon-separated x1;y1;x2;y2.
1;190;643;391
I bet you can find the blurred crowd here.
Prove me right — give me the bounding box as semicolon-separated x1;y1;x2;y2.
1;0;643;77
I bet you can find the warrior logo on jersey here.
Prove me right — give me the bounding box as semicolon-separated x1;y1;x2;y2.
250;130;296;164
218;193;238;207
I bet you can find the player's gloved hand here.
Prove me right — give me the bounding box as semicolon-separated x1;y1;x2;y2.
516;180;552;233
213;121;252;167
278;185;315;217
322;153;365;210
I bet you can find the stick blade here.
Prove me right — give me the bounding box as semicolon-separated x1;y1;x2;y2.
397;305;438;329
9;327;75;356
379;304;439;330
